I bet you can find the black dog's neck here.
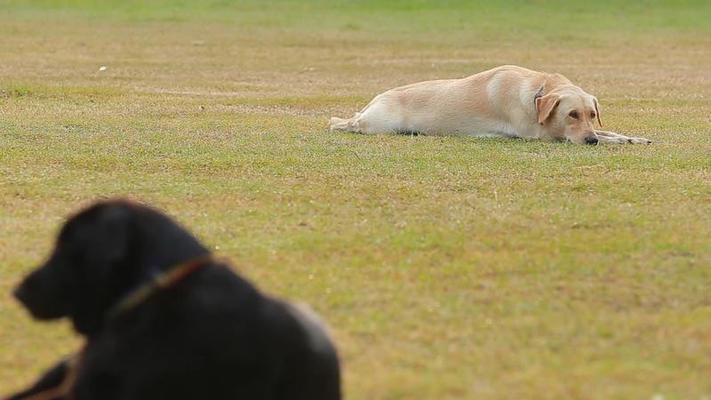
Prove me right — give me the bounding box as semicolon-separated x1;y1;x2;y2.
74;214;210;337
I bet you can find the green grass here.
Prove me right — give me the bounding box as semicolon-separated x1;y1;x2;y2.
1;1;710;399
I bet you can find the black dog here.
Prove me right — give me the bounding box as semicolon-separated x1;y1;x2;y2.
7;200;341;400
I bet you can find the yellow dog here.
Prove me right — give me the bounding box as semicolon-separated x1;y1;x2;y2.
330;65;651;145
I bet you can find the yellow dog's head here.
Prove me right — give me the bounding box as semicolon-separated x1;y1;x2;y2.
536;86;602;145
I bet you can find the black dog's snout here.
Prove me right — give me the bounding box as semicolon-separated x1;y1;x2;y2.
13;267;69;319
585;136;599;145
13;283;27;303
13;273;37;305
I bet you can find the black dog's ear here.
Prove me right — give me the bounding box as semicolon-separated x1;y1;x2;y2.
73;204;143;299
63;203;140;334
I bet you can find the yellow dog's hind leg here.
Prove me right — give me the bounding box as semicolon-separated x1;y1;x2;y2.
329;113;365;133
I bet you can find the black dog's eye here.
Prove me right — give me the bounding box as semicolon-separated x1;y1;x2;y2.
569;111;579;119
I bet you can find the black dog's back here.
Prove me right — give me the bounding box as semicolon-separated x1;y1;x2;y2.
269;301;342;400
76;256;341;400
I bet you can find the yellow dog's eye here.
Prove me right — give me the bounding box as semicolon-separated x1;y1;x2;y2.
569;111;579;119
591;112;596;119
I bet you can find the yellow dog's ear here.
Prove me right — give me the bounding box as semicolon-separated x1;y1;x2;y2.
535;93;560;125
593;97;603;127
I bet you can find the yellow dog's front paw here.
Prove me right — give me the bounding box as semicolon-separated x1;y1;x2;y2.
626;137;652;144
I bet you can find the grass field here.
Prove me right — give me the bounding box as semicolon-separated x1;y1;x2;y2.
1;1;710;399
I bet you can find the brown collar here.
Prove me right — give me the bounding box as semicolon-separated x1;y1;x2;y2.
106;254;214;321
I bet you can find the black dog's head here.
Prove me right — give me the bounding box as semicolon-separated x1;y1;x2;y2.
14;199;209;335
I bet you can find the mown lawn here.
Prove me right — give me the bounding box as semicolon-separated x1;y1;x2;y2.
1;1;710;399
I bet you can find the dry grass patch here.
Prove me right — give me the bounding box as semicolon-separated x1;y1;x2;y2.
1;1;710;399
